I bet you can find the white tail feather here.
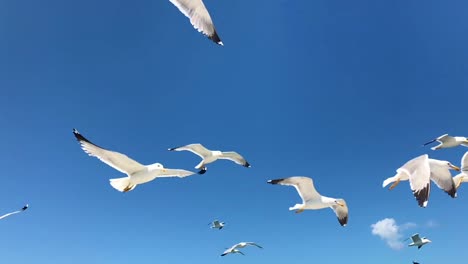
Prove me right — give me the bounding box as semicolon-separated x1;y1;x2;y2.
289;204;302;211
109;177;135;192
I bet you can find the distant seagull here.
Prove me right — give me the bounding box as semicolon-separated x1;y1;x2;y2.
454;151;468;190
413;262;420;264
73;129;196;192
221;242;263;256
168;143;250;174
423;134;468;150
209;220;225;230
405;233;431;249
383;155;459;207
267;177;348;226
169;0;223;45
0;204;28;220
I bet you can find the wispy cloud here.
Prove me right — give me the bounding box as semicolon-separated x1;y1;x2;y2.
425;220;438;228
371;218;416;250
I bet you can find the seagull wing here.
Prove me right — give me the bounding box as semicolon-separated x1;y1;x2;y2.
436;134;451;142
245;242;263;249
429;160;457;198
411;234;422;243
168;143;212;159
169;0;223;45
461;151;468;172
73;129;145;175
404;155;431;207
331;198;349;226
268;176;321;203
219;152;250;167
153;168;196;178
0;210;23;220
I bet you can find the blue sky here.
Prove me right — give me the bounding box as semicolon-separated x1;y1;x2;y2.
1;0;468;263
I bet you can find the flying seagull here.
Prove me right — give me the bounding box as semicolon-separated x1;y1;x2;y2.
267;177;348;226
405;233;431;249
209;220;225;230
423;134;468;150
221;242;262;256
454;151;468;190
73;129;196;192
413;262;420;264
0;204;28;220
168;143;250;174
383;155;460;206
169;0;223;45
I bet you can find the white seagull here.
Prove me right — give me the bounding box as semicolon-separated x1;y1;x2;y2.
454;151;468;190
209;220;225;230
168;143;250;174
169;0;223;45
267;177;348;226
73;129;196;192
406;233;431;249
383;154;460;207
221;242;263;256
423;134;468;150
0;204;28;220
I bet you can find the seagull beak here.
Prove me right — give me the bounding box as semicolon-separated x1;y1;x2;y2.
450;164;461;171
337;202;345;207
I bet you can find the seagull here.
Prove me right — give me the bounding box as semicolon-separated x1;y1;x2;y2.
423;134;468;150
0;204;29;220
209;220;225;230
454;151;468;190
413;262;420;264
405;233;431;249
168;143;250;174
73;129;196;192
221;242;262;256
169;0;223;45
382;154;459;207
267;177;348;226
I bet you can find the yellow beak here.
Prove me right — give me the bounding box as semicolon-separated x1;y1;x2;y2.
450;165;461;171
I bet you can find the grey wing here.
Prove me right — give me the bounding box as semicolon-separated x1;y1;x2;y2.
268;177;321;203
437;134;451;142
169;0;223;45
461;151;468;172
0;210;22;220
411;234;422;243
73;129;145;175
430;165;456;198
219;152;250;167
331;199;349;226
245;242;263;249
169;143;212;159
154;168;196;178
405;155;431;207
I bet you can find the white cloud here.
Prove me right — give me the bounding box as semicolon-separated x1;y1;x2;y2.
371;218;416;250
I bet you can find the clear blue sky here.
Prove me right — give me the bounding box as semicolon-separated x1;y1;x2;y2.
1;0;468;263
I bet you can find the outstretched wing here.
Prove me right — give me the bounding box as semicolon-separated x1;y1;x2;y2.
331;199;349;226
411;234;422;243
245;242;263;249
168;143;212;159
268;176;321;203
169;0;223;45
153;168;196;178
219;151;250;167
404;155;431;207
429;160;457;198
73;129;145;175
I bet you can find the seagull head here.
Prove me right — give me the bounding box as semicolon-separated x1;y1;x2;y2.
447;162;460;171
149;163;166;172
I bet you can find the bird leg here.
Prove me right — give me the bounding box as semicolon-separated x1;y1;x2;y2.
389;179;400;190
123;186;132;192
295;209;304;214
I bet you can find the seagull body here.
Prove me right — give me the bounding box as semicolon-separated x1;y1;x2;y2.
221;242;262;256
0;204;28;220
210;220;225;230
454;152;468;190
73;129;196;192
423;134;468;150
267;177;348;226
383;155;459;207
169;0;223;45
407;233;431;249
168;143;250;174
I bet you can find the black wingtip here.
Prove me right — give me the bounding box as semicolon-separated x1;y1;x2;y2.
413;183;430;208
198;168;207;174
72;128;88;142
338;216;348;226
209;31;223;46
244;162;251;168
267;179;284;185
22;204;29;211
